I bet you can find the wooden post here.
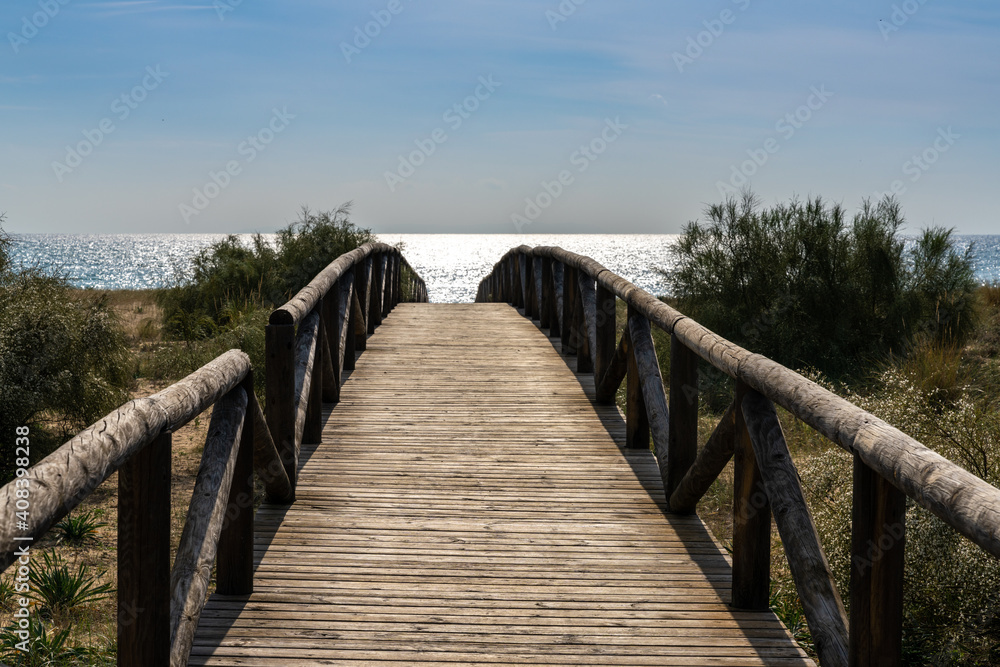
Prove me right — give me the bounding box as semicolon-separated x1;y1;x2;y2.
339;275;356;374
850;455;905;667
624;332;649;450
561;265;575;352
667;334;698;507
514;254;525;309
322;290;340;404
118;431;171;666
575;272;594;373
532;256;544;322
303;303;324;445
216;381;254;595
369;253;384;331
382;253;394;317
265;322;297;494
521;252;534;316
732;378;771;610
353;259;370;352
540;256;553;331
594;284;617;404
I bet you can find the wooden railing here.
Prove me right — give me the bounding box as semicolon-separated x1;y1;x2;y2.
0;241;426;667
264;242;427;497
477;245;1000;667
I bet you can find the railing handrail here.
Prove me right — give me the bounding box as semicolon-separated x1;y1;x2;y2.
0;349;252;571
477;244;1000;667
479;244;1000;558
0;241;428;667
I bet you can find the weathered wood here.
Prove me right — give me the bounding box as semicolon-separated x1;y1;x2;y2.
627;308;669;484
515;246;1000;560
552;260;564;334
540;256;553;331
368;253;385;332
353;258;371;352
732;379;771;611
170;387;248;667
577;271;597;374
321;289;340;404
249;388;292;503
303;305;325;442
561;264;577;354
532;256;544;323
742;390;849;666
668;401;736;514
594;284;616;399
850;454;905;667
520;251;533;316
266;323;298;495
191;303;815;667
294;310;320;451
119;430;171;667
0;351;250;571
216;380;255;596
339;275;355;374
667;334;698;507
270;243;392;327
596;332;629;405
624;330;648;451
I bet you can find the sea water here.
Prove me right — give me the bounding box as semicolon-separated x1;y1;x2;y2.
7;233;1000;303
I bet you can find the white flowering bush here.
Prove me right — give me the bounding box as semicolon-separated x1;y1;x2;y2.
796;367;1000;664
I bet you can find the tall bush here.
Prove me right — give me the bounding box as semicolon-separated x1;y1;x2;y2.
0;218;132;481
665;192;978;377
159;203;373;339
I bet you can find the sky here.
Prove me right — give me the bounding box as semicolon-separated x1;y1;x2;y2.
1;0;998;235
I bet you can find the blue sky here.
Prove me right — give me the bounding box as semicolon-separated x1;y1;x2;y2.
1;0;998;234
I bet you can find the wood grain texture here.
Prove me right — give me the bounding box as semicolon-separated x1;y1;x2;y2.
741;390;848;667
0;350;250;571
190;303;813;667
171;386;248;667
669;401;736;514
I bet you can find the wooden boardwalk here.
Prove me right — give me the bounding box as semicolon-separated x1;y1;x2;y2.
190;303;814;666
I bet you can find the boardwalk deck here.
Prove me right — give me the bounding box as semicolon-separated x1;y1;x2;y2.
190;303;815;666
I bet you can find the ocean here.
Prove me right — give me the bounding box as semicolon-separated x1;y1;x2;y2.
7;233;1000;303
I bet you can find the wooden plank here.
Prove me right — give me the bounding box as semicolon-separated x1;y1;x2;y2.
191;303;814;667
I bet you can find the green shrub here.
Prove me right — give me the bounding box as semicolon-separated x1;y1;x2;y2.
159;203;373;338
799;368;1000;664
0;220;133;480
28;551;113;616
54;510;108;546
0;615;112;666
665;192;978;378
